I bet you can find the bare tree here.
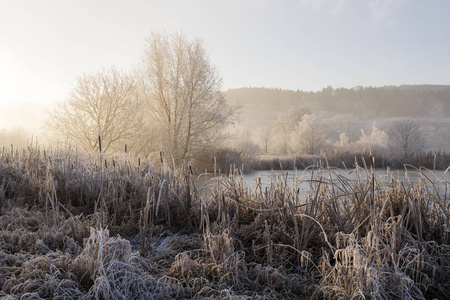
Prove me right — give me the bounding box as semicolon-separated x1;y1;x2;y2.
294;113;328;155
327;114;361;143
430;127;450;152
234;129;260;163
259;126;274;154
138;32;235;163
387;119;426;159
0;127;29;149
48;67;143;153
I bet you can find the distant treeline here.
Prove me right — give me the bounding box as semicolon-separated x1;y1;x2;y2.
226;85;450;126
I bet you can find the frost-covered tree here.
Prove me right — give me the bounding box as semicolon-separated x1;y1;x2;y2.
353;122;388;154
48;67;143;153
274;106;311;154
138;32;235;163
294;113;328;155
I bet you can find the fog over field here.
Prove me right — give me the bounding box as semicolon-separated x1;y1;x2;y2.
1;1;450;299
226;86;450;157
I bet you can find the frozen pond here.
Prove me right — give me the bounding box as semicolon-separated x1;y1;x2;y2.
195;167;449;198
241;168;448;189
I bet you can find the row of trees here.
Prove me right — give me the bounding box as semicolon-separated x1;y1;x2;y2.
226;86;450;121
49;32;235;164
256;107;429;160
48;32;437;168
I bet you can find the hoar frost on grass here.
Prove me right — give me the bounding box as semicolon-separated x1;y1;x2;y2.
1;225;187;299
1;147;450;299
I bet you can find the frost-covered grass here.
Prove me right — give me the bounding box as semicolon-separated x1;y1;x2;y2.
0;146;449;299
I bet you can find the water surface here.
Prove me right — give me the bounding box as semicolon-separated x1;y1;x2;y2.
195;168;449;198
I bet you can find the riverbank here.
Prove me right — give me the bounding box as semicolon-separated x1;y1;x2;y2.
251;151;450;171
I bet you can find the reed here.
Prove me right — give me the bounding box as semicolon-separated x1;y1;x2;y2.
0;145;449;299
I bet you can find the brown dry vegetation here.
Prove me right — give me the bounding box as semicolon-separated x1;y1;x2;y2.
0;146;449;299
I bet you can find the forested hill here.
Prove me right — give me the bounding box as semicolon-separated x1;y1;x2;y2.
225;85;450;125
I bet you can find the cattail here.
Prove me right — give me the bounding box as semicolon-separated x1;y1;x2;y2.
98;135;102;153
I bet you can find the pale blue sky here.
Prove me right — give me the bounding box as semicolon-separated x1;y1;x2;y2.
0;0;449;110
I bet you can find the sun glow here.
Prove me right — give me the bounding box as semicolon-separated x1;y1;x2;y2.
0;49;27;108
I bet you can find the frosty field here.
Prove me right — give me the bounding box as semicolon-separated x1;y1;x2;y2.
1;147;449;299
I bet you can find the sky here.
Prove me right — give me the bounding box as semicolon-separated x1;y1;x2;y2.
0;0;449;132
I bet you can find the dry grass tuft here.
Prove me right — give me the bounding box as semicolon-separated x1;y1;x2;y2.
170;230;247;290
2;251;83;299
